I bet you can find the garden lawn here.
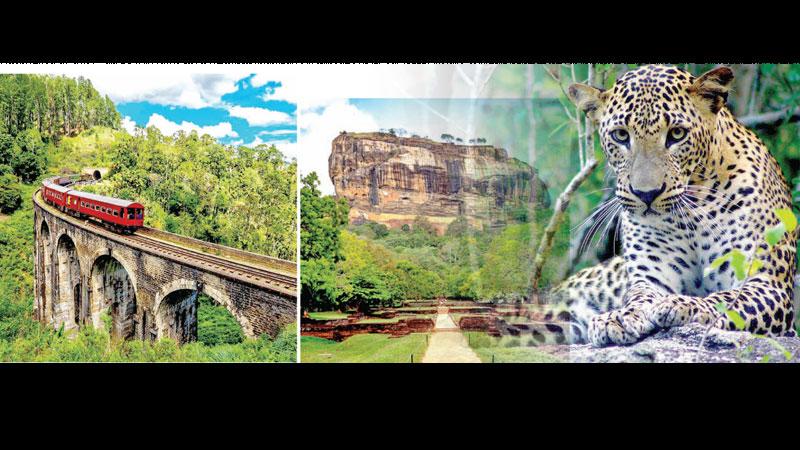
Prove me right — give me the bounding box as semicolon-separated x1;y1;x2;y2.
301;333;429;363
307;311;349;321
464;331;562;363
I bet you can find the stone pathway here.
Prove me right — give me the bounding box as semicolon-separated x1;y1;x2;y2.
421;310;481;363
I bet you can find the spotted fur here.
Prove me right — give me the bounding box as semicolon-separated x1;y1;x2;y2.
550;65;797;347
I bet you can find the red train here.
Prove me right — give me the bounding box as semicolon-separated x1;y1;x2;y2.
42;178;145;233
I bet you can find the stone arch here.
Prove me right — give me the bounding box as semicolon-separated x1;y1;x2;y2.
86;247;139;304
154;279;250;344
88;252;138;340
36;219;53;323
53;232;83;331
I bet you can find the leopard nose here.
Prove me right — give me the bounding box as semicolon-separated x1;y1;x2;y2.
631;182;666;206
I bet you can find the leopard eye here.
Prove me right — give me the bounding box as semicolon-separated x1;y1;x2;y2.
610;129;630;146
666;127;688;147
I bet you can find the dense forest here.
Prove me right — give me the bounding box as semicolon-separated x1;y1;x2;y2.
0;74;119;138
301;64;800;322
0;73;296;362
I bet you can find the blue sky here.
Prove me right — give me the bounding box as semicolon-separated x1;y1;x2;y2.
117;74;297;156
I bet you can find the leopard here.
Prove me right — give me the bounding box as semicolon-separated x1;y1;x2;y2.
546;64;797;347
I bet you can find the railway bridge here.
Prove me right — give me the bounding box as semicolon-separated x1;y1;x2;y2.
33;190;297;344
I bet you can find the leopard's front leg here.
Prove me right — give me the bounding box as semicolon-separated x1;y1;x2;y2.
587;283;661;346
648;277;795;335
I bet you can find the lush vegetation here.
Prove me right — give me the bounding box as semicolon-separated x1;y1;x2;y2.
70;127;297;261
0;73;297;362
197;294;246;346
0;74;119;139
300;333;429;363
0;320;296;363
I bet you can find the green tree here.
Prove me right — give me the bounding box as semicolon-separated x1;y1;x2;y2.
0;173;22;213
300;172;349;261
0;133;13;165
345;265;402;312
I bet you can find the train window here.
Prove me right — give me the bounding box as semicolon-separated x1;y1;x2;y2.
128;209;134;220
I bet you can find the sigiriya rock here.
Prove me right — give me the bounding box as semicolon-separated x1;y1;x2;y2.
329;132;550;234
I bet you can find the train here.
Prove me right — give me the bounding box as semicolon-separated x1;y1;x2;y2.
42;177;145;233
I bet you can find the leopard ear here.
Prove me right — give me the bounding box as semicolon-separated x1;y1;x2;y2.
688;66;734;115
567;83;606;123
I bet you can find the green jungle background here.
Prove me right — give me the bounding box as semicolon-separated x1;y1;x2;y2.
0;74;296;362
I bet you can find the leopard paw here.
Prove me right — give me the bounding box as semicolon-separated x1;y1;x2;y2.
588;309;654;347
649;297;716;328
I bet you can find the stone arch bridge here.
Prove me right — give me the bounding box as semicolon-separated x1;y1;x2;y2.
33;190;297;344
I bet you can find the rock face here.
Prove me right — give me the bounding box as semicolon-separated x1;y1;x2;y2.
547;324;800;363
329;132;550;234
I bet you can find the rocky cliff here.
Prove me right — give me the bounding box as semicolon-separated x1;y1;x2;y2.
329;132;549;234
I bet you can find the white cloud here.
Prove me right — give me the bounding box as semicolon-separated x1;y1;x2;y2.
298;100;378;195
121;116;138;134
145;113;238;139
258;129;296;136
270;141;298;160
227;105;293;126
69;67;246;108
232;136;298;161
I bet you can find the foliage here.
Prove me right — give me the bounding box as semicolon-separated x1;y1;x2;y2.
300;172;349;261
0;321;296;362
0;74;120;139
74;128;297;260
0;173;22;214
197;294;245;346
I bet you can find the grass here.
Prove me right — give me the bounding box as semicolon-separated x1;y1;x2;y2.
307;311;349;321
464;331;562;363
301;333;429;363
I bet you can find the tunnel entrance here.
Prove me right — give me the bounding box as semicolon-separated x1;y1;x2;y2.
54;234;82;330
89;255;137;340
157;290;243;346
93;170;101;180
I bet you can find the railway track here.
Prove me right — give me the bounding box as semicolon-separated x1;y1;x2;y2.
125;232;297;294
35;189;297;297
